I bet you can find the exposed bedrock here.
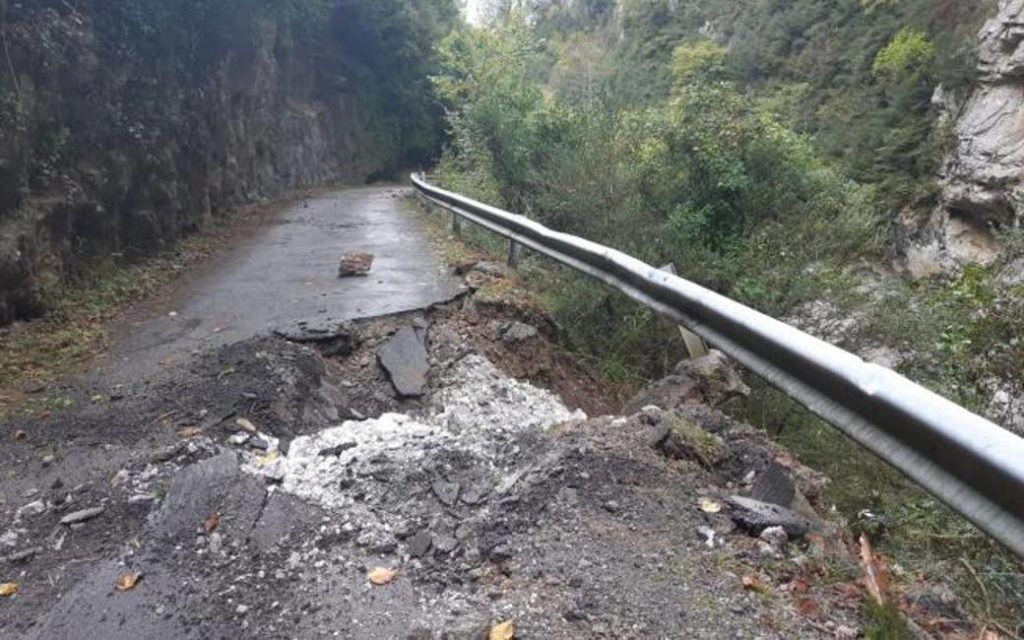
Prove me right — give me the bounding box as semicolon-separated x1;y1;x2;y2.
905;0;1024;277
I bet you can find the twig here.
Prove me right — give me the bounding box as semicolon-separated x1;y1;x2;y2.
960;556;993;622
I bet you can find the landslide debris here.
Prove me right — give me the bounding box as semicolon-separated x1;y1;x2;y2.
0;278;981;638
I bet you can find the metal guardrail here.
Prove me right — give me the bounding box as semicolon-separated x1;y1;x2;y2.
411;172;1024;557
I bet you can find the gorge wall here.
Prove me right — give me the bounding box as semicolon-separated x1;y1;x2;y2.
0;0;452;325
904;0;1024;277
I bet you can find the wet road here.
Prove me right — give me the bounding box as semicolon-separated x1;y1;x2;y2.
100;186;462;380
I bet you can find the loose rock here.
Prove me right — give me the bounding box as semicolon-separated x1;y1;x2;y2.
726;496;812;538
338;252;374;277
60;506;105;526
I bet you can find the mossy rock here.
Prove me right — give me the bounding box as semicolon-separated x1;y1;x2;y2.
658;415;728;468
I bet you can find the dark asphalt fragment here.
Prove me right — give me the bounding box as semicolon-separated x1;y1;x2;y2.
377;326;429;398
726;496;812;538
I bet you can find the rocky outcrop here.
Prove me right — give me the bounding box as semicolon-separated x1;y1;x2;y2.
906;0;1024;276
0;4;398;324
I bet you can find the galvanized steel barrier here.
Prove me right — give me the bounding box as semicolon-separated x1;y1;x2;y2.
411;172;1024;557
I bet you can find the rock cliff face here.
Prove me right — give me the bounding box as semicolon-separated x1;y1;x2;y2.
0;4;400;324
904;0;1024;277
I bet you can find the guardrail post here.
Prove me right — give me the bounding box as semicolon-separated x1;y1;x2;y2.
451;212;462;237
508;240;523;268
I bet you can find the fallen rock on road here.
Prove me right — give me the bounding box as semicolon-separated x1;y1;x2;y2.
338;251;375;277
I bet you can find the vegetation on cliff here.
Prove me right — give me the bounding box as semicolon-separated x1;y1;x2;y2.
434;0;1022;628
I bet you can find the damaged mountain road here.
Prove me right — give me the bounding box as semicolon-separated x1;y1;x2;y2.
0;190;955;638
1;293;894;639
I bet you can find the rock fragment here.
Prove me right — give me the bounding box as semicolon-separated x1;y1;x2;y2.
749;463;796;508
650;414;727;468
501;321;538;344
338;252;374;277
726;496;812;538
60;506;105;526
407;530;432;558
432;480;461;507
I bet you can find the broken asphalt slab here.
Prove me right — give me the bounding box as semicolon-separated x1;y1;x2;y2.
377;324;429;398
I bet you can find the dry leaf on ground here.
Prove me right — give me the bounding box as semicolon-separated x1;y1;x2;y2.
742;575;769;594
795;597;820;618
203;512;220;534
368;567;397;586
699;498;722;513
859;535;888;605
489;620;515;640
235;418;257;433
0;583;18;596
13;430;27;441
177;426;202;438
115;573;141;592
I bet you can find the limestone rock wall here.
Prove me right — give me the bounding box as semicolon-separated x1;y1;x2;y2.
905;0;1024;277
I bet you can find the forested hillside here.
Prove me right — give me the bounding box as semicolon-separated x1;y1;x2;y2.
0;0;458;325
437;0;1024;628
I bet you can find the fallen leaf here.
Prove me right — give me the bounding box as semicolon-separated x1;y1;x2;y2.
12;430;27;441
859;535;888;605
367;567;397;586
235;418;257;433
795;597;820;618
0;583;18;597
489;621;515;640
699;498;722;514
788;578;810;595
742;575;769;594
178;426;202;439
212;326;224;334
115;573;141;592
203;512;220;534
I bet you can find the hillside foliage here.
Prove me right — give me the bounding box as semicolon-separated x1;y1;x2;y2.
434;0;1023;628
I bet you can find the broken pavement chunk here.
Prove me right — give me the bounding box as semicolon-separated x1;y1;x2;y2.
338;251;374;277
726;496;812;538
378;325;429;398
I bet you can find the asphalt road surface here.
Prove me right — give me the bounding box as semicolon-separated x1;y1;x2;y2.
100;186;462;381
